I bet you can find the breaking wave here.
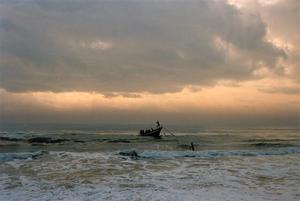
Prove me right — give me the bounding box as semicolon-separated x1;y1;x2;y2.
1;146;300;163
118;147;300;159
0;151;49;162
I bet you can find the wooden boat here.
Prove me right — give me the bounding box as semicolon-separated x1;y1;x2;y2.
139;126;163;138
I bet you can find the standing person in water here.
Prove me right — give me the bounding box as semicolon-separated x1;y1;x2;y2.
190;142;195;151
156;120;160;128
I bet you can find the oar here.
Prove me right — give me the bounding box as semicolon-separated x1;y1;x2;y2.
163;127;175;136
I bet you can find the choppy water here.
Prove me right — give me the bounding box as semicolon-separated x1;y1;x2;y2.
0;125;300;201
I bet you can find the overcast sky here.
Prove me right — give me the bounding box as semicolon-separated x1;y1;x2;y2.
0;0;299;126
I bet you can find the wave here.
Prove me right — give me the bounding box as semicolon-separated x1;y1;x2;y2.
250;142;293;147
1;146;300;163
0;136;24;142
118;147;300;159
0;150;49;162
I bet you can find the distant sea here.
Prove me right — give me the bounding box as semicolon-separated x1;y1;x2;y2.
1;123;300;201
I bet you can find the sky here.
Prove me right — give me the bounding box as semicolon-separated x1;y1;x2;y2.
0;0;299;126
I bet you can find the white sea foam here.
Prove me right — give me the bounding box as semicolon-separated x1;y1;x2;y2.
1;127;299;201
0;149;299;201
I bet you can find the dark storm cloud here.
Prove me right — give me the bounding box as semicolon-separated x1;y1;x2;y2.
0;0;286;93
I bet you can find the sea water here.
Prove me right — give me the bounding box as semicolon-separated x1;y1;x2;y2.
0;124;299;201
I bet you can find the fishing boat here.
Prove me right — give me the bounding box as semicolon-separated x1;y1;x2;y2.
139;121;163;138
139;126;163;138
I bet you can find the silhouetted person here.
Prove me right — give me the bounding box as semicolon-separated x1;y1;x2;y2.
191;142;195;151
156;120;160;128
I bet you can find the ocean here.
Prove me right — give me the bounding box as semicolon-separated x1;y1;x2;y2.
0;124;299;201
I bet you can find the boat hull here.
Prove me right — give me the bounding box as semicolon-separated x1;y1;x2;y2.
139;127;162;138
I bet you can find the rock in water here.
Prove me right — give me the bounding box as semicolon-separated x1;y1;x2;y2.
119;150;139;159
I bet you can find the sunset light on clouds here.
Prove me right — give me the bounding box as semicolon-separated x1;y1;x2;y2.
0;0;299;126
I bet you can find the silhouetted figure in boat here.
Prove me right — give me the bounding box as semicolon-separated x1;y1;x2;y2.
139;121;163;138
156;120;161;128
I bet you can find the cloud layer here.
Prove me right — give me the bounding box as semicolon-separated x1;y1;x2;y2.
0;0;288;93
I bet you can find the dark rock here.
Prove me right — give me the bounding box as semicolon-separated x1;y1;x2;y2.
119;150;139;159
